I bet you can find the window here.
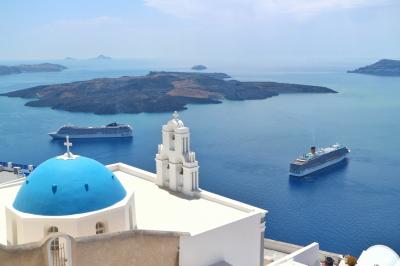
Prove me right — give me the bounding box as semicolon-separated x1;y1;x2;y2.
47;226;59;251
96;222;106;234
48;226;58;234
180;168;183;175
50;238;59;251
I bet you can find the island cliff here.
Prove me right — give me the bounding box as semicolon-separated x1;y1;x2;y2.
1;71;336;114
348;59;400;76
0;63;67;76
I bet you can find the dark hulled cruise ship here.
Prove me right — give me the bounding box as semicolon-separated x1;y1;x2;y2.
290;144;350;177
48;122;133;139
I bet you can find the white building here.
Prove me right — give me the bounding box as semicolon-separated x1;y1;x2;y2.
356;245;400;266
0;112;267;266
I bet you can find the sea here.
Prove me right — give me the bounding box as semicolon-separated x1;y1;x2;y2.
0;59;399;256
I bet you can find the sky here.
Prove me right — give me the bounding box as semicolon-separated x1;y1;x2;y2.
0;0;399;67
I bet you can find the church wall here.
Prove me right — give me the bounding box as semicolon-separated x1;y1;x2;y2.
75;200;133;237
5;207;16;245
5;192;136;245
17;216;78;244
72;230;180;266
0;240;48;266
0;230;180;266
179;214;263;266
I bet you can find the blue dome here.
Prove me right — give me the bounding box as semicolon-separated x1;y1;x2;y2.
13;156;126;216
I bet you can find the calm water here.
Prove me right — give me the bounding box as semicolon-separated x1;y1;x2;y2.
0;60;399;256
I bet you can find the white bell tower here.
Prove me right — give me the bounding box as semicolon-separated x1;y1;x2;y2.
155;111;199;196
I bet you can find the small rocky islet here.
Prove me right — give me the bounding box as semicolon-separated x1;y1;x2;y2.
191;65;207;70
1;71;337;114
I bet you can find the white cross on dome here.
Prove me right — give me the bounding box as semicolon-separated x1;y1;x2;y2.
64;135;73;157
57;135;78;160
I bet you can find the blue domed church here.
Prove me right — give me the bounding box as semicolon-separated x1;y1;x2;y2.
0;113;267;266
14;155;127;216
5;137;136;246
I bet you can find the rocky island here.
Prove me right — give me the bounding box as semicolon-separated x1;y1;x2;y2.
93;54;112;60
1;71;336;114
0;63;67;76
191;65;207;70
348;59;400;76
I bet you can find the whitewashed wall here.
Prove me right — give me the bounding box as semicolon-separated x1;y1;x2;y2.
6;192;135;245
179;214;263;266
268;242;320;266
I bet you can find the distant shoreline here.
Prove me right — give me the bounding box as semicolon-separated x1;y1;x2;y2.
0;63;67;76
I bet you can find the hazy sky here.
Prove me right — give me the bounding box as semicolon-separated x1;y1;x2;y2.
1;0;399;67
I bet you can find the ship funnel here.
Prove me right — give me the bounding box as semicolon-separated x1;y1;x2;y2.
310;146;316;154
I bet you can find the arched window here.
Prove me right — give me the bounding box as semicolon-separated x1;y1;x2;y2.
96;222;106;234
48;236;70;266
50;238;59;251
47;226;59;251
48;226;58;234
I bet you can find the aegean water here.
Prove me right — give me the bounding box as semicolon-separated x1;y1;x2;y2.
0;60;399;256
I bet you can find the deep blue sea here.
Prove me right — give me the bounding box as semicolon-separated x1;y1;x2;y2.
0;60;399;256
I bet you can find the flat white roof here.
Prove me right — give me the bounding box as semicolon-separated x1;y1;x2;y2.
0;171;21;183
114;164;263;235
0;163;265;245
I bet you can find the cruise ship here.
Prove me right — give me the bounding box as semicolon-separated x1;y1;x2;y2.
289;144;350;177
48;122;133;139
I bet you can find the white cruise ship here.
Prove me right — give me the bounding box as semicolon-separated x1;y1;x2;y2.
48;122;133;139
289;144;350;177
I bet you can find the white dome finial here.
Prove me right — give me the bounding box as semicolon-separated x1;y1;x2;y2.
172;111;179;120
